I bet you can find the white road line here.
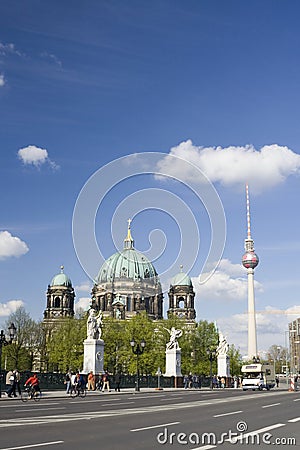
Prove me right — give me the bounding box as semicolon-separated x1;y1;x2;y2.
213;410;242;417
102;402;135;406
16;408;66;412
190;446;216;450
262;403;281;408
227;423;286;444
288;417;300;422
131;421;180;432
128;395;166;399
0;441;64;450
293;398;300;402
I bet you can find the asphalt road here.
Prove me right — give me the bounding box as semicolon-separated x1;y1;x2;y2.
0;389;299;449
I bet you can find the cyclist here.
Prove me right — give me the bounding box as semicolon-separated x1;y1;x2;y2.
24;373;40;395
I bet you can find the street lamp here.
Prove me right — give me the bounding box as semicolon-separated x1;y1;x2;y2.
206;349;216;390
0;323;17;398
130;338;146;392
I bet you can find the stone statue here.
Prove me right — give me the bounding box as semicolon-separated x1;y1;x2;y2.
87;308;103;339
115;308;121;319
217;332;229;356
164;326;183;350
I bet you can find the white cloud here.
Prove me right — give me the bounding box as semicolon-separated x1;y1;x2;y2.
0;231;29;259
216;304;300;356
0;300;25;317
74;282;92;293
18;145;59;169
0;74;5;87
40;52;62;67
0;42;24;57
157;140;300;192
194;258;263;301
75;297;90;313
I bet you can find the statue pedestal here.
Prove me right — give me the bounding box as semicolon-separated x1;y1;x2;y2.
217;354;230;377
164;348;182;377
82;338;105;375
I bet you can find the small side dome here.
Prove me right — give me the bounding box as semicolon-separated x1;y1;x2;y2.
171;266;192;286
50;266;72;287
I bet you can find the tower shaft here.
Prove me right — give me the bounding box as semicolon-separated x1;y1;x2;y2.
247;268;257;358
242;185;259;360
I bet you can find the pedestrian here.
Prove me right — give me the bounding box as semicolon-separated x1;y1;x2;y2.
96;373;103;391
102;371;110;392
275;376;279;388
183;374;189;389
13;369;21;396
220;377;225;388
65;370;72;394
5;370;15;397
212;375;218;389
114;372;121;392
87;371;95;391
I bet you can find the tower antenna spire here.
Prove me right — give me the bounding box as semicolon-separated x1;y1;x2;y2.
246;183;251;240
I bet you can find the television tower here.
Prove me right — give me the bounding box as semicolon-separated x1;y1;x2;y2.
242;184;259;360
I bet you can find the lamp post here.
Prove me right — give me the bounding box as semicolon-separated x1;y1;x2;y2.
130;339;146;392
206;349;216;390
0;323;17;398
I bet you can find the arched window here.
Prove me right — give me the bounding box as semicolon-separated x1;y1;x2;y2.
178;296;185;309
54;296;61;308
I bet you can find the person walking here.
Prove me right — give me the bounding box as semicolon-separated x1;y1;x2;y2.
65;370;72;395
114;372;121;392
102;371;110;392
5;370;15;397
13;369;21;396
87;371;95;391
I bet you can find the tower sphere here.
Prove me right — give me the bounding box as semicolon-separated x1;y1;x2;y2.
242;251;259;269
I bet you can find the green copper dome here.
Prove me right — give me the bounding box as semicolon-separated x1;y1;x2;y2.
95;220;158;284
50;266;72;287
170;267;192;286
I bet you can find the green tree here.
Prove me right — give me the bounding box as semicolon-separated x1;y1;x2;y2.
228;344;243;376
47;317;86;372
3;307;43;371
266;345;287;374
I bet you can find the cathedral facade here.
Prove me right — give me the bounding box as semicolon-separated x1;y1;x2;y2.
43;222;196;323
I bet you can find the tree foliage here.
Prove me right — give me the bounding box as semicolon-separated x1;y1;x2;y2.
3;307;44;371
46;317;86;373
2;307;242;378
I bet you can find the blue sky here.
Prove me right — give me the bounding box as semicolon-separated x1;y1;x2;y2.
1;0;300;356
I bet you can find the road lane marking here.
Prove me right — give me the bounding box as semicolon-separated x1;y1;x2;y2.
0;391;290;428
131;421;180;432
16;408;66;412
213;410;242;417
190;446;216;450
102;402;134;406
128;395;166;399
288;417;300;422
293;398;300;402
0;441;64;450
262;403;281;408
227;423;286;444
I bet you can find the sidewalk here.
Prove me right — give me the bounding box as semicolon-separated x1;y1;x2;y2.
0;387;211;401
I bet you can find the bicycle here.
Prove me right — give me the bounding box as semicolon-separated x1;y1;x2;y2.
21;386;41;402
70;384;86;398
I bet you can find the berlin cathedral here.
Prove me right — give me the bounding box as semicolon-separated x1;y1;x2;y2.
43;221;196;326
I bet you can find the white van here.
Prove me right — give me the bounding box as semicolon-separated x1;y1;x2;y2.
241;363;275;391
